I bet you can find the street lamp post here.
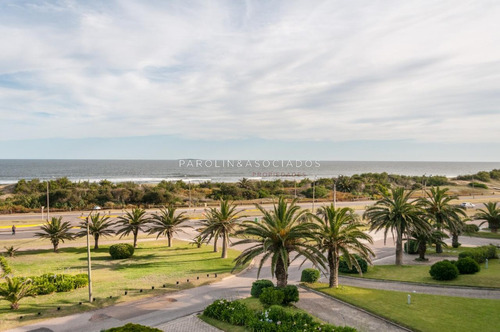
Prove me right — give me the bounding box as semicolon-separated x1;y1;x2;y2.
333;178;337;209
46;181;50;221
312;176;316;213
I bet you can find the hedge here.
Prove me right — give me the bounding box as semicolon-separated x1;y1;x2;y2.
104;323;162;332
456;257;480;274
251;279;274;298
458;245;498;264
339;254;368;274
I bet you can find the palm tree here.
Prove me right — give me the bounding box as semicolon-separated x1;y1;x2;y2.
4;246;19;258
364;188;430;265
34;217;74;252
148;206;190;247
409;229;447;261
77;213;115;249
115;207;150;248
475;202;500;233
418;187;466;253
190;235;205;248
200;200;243;258
313;205;374;288
233;197;324;287
0;277;36;310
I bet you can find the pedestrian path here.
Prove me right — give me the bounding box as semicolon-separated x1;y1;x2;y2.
156;314;221;332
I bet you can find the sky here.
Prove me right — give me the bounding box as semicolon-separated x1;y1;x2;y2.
0;0;499;161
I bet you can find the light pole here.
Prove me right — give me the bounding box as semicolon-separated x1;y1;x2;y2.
46;181;50;221
86;206;100;303
333;178;337;209
41;206;44;222
312;176;316;213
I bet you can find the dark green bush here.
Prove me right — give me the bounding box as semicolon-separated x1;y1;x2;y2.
339;254;368;274
464;224;479;233
104;323;162;332
55;276;75;292
456;257;480;274
203;299;254;326
458;245;498;263
429;260;459;280
259;287;285;306
404;240;419;254
468;182;488;189
300;268;320;282
109;243;134;259
31;276;57;295
250;279;274;298
281;285;299;304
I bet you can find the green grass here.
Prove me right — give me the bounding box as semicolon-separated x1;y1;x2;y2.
0;240;242;330
342;260;500;288
466;232;500;239
308;283;500;332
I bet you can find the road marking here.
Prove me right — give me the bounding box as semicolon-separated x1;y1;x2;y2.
0;224;43;229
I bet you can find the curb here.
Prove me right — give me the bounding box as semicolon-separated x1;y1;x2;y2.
299;284;414;332
338;275;500;291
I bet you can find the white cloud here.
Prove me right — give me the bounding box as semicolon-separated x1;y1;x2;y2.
1;0;500;145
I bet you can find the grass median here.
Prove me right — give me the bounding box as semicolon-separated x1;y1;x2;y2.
308;283;500;332
0;240;242;330
341;260;500;288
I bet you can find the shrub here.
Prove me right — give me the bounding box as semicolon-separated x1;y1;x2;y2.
0;256;12;277
109;243;134;259
281;285;299;304
468;182;488;189
250;279;274;298
203;299;254;326
104;323;162;332
456;257;480;274
55;276;75;292
404;240;418;254
259;287;285;306
464;224;479;233
73;274;89;288
459;245;498;263
429;260;459;280
31;276;57;295
339;254;368;274
300;268;320;283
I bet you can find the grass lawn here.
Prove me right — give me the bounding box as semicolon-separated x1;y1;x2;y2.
308;283;500;332
466;232;500;240
342;260;500;288
199;297;327;332
0;240;242;330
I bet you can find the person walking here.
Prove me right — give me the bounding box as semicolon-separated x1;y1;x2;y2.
12;225;16;235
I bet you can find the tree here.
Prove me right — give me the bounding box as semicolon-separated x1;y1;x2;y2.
418;187;466;253
313;205;374;288
77;213;115;249
115;207;150;248
0;277;36;310
200;200;243;258
475;202;500;233
148;206;190;247
233;197;324;287
364;188;430;265
409;229;447;261
34;217;74;252
190;235;204;248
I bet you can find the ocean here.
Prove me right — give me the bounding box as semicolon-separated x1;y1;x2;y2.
0;160;499;184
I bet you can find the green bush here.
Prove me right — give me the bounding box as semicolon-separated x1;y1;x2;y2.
458;245;498;263
73;274;89;288
468;182;488;189
104;323;162;332
464;224;479;233
429;260;459;281
281;285;299;304
31;276;57;295
404;240;418;254
339;254;368;274
0;256;12;277
109;243;134;259
259;287;285;306
250;279;274;298
456;257;480;274
300;268;320;282
55;276;75;292
203;299;254;326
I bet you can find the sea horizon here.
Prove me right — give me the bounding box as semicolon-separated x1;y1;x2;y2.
1;159;499;185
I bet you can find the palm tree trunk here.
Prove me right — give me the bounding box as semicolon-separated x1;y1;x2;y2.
451;232;460;248
275;257;288;287
133;230;138;248
418;240;427;260
167;235;172;247
221;231;228;258
395;235;403;265
53;240;59;253
94;234;99;250
435;225;443;253
328;249;340;288
213;236;218;252
11;302;19;310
